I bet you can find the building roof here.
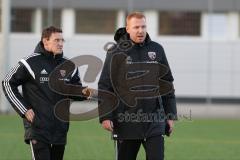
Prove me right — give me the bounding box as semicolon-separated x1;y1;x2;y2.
11;0;240;11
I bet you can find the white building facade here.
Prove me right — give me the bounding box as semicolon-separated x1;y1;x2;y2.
1;0;240;108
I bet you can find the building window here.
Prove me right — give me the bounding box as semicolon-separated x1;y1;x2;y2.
207;13;227;39
75;10;117;34
159;11;201;36
42;9;61;29
11;8;34;32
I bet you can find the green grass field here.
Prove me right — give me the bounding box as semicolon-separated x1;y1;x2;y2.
0;115;239;160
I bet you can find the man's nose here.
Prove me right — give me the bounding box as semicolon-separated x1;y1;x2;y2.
58;41;64;46
138;27;144;33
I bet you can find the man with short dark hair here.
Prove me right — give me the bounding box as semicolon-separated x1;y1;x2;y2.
2;26;86;160
99;12;177;160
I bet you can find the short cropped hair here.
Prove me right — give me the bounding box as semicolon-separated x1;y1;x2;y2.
126;12;146;25
41;26;62;41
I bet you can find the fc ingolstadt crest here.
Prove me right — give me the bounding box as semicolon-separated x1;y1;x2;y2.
148;52;156;60
60;70;66;77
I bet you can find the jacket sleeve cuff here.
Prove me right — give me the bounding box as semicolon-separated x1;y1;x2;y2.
99;115;113;123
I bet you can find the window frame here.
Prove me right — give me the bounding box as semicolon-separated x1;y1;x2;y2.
158;11;202;37
75;9;117;35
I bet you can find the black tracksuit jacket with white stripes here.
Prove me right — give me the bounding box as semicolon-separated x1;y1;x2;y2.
2;41;85;145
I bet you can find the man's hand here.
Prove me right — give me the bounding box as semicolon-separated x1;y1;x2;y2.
82;87;94;99
167;120;174;135
102;120;113;132
24;109;35;123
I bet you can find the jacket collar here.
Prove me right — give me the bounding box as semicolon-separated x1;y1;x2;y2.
34;41;63;59
114;27;151;46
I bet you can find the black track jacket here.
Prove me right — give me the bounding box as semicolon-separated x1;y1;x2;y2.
2;42;85;144
98;28;177;139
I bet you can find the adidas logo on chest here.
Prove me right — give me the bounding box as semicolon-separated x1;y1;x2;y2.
40;69;48;75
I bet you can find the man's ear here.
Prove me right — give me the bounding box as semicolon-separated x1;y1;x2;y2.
126;26;130;34
42;38;48;47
